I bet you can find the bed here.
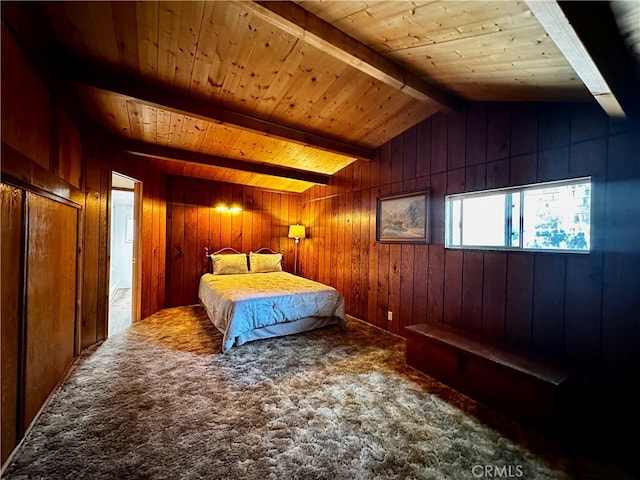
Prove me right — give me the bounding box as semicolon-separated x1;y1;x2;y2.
198;247;347;352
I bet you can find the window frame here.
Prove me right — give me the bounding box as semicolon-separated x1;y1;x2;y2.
445;177;592;254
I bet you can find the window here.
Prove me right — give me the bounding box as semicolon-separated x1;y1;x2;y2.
445;177;591;252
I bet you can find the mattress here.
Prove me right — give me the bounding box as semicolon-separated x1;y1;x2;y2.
198;271;346;352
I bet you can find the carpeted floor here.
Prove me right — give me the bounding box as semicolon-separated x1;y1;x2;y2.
108;287;132;337
2;306;635;479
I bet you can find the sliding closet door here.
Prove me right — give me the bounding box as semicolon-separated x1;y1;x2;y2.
23;192;77;428
1;184;24;464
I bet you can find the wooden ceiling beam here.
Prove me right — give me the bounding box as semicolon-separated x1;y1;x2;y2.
59;60;373;162
244;0;463;112
121;140;331;186
527;0;638;120
557;1;640;122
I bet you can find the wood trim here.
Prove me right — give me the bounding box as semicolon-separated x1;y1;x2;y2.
132;181;143;323
74;199;85;357
301;193;341;204
17;190;29;441
1;142;83;209
121;140;332;185
60;60;373;162
245;1;463;112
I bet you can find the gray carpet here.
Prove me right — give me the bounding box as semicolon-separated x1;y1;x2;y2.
2;306;634;479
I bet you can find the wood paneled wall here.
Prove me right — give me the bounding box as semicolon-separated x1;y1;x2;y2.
1;23;51;170
1;16;168;466
300;102;640;380
110;151;168;321
2;17;84;466
165;177;301;307
80;139;168;352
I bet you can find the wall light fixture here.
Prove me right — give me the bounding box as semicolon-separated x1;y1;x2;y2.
215;203;242;213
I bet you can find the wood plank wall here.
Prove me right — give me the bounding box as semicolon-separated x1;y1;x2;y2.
165;177;301;307
2;19;84;466
300;102;640;379
80;138;168;350
1;23;51;170
1;16;168;465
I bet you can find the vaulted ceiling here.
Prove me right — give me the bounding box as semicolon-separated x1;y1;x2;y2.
10;1;640;193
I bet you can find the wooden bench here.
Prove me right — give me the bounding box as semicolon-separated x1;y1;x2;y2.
405;323;572;425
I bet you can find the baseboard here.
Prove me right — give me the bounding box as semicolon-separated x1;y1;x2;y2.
109;282;120;304
345;314;406;341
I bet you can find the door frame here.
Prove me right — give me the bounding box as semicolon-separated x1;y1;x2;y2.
108;172;142;332
131;180;142;323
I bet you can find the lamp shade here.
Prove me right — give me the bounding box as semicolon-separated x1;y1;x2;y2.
288;224;306;239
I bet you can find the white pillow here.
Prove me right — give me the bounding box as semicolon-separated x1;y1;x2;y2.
249;252;283;273
211;253;248;275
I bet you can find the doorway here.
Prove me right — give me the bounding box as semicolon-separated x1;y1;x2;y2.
108;172;141;336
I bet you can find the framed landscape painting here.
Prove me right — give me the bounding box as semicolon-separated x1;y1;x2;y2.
376;190;430;243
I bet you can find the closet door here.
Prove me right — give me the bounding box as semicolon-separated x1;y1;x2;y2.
1;184;24;464
23;192;77;428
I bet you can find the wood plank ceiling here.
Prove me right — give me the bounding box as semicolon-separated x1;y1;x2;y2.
40;1;637;193
297;0;588;101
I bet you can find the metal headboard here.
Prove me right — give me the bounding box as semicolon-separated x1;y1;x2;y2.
252;248;279;255
207;247;242;256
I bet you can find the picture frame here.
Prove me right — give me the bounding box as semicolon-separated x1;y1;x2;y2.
376;190;430;243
